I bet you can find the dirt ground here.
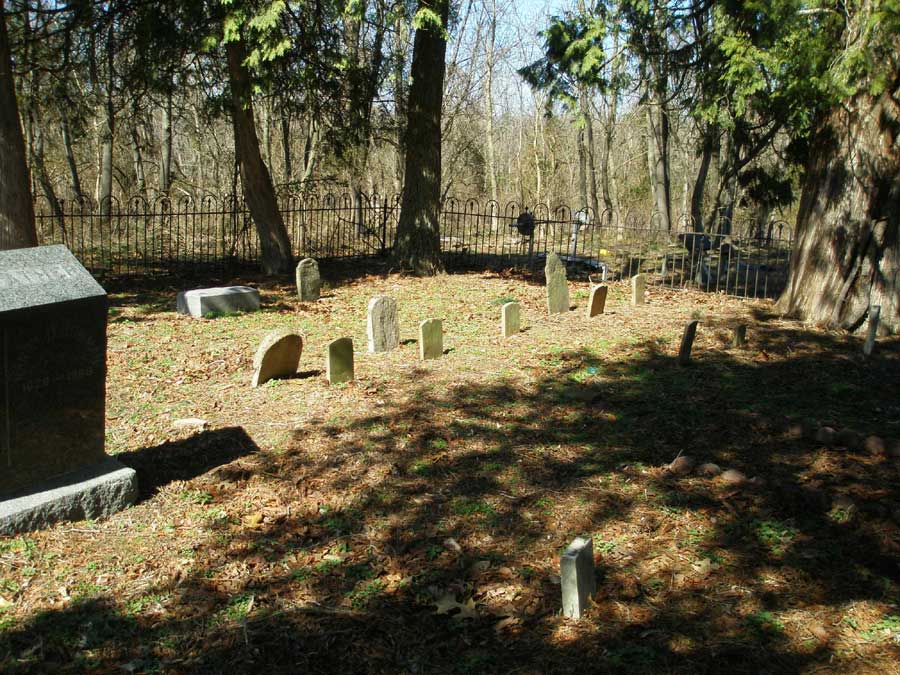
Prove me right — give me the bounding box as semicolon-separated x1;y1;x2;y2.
1;265;899;674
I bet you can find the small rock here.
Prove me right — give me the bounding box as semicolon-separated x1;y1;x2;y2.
720;469;747;487
810;625;830;643
697;463;722;477
834;428;863;450
668;455;696;476
815;426;836;445
864;435;886;455
443;538;462;553
173;417;208;431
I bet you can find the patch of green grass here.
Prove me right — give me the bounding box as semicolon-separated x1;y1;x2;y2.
426;545;443;560
746;610;785;635
452;499;497;519
753;519;798;555
593;536;617;554
349;579;385;609
480;461;503;474
0;537;35;557
860;614;900;641
411;460;434;476
534;497;553;515
315;559;342;575
180;489;214;505
124;593;166;616
430;438;449;450
220;593;254;622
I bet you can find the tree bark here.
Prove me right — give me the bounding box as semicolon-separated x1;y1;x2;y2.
394;0;449;275
159;88;173;193
226;37;293;274
280;105;292;183
98;22;114;215
580;88;599;219
690;123;716;231
778;72;900;334
646;89;671;231
60;111;83;201
0;1;36;249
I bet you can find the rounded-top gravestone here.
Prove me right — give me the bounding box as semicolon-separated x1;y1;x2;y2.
252;329;303;387
296;258;321;302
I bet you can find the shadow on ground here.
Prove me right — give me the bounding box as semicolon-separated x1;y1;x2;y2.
2;320;899;673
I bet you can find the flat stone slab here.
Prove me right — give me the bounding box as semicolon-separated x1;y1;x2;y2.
419;318;443;360
176;286;260;318
252;329;302;387
296;258;321;302
561;536;596;619
326;337;354;384
545;252;570;314
0;457;138;535
367;296;400;353
501;302;521;337
630;274;646;306
587;285;608;317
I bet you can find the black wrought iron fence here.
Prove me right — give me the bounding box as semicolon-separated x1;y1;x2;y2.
32;191;793;300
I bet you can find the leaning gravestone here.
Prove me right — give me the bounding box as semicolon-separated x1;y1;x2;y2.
177;286;260;318
0;245;137;534
587;285;608;318
367;296;399;353
630;274;646;306
501;302;521;338
545;252;570;314
863;305;881;357
296;258;321;302
251;329;303;387
326;337;354;384
419;318;443;360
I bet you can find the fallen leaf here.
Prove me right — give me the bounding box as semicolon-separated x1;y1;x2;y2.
434;593;477;620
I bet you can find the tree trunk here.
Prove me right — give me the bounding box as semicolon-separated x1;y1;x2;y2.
484;0;498;217
130;120;147;199
98;23;114;215
690;124;716;231
0;1;36;250
60;111;83;201
280;105;292;183
394;0;449;275
159;88;173;193
576;125;588;209
778;75;900;335
580;89;599;219
226;37;293;274
646;90;671;231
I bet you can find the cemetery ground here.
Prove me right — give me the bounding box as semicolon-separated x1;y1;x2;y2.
2;266;900;674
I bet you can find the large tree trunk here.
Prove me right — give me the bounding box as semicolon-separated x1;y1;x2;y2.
779;73;900;335
226;38;293;274
97;23;114;215
580;89;599;218
393;0;449;275
690;123;716;232
646;90;671;232
60;111;83;201
0;1;36;250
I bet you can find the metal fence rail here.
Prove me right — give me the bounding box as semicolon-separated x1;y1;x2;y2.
32;191;793;300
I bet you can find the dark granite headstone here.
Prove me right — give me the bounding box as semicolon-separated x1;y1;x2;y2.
0;245;109;498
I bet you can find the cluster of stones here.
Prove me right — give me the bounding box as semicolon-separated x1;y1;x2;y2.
665;455;759;488
788;422;900;458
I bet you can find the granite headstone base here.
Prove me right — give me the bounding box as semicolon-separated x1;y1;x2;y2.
176;286;260;318
0;456;138;535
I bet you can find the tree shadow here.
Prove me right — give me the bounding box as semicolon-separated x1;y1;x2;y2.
3;328;899;673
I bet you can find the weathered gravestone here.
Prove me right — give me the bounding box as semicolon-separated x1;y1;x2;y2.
367;296;399;353
326;337;354;384
587;285;608;318
176;286;260;318
545;252;570;314
863;305;881;357
419;319;443;360
296;258;321;302
561;536;596;619
679;320;700;366
630;274;646;306
251;329;303;387
0;245;137;534
501;302;521;338
731;323;747;348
